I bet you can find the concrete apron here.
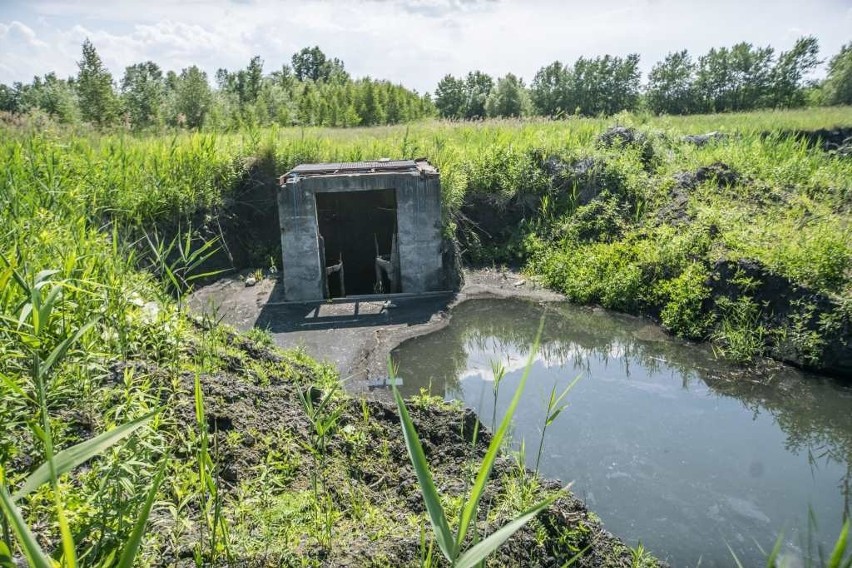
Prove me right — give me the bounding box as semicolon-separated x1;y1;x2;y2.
188;269;562;399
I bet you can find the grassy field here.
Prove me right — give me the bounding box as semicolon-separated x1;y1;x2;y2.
1;107;851;566
11;106;846;368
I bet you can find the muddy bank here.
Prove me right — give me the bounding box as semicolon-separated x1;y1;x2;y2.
189;268;562;395
107;326;655;566
354;269;565;394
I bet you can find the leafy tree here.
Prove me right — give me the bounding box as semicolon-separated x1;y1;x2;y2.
821;43;852;105
434;74;466;119
695;47;733;111
646;50;697;114
569;54;641;116
270;64;297;91
464;71;494;119
121;61;164;129
530;61;570;117
292;46;327;82
0;83;20;113
771;36;820;107
485;73;530;118
291;46;347;83
76;39;118;126
695;43;776;111
14;73;79;123
606;53;642;114
172;66;212;129
241;56;264;104
772;36;821;107
356;78;386;125
729;42;775;110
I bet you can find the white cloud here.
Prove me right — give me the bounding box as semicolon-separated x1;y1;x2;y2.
0;20;47;47
1;0;850;91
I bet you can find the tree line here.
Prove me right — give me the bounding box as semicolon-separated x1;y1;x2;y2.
435;37;852;119
0;42;433;130
1;37;851;130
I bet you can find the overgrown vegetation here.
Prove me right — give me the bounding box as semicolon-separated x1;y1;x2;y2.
1;104;850;565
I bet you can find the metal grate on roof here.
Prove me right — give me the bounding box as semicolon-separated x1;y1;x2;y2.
287;160;419;177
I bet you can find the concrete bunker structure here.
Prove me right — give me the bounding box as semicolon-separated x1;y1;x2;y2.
277;159;445;302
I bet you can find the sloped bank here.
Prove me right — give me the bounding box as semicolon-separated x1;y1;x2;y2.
455;125;852;377
111;324;661;567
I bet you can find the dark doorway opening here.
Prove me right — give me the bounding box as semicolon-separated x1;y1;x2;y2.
316;189;398;297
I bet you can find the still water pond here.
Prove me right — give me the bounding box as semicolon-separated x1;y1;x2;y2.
391;298;852;567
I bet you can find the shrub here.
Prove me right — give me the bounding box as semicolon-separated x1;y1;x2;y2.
658;263;714;338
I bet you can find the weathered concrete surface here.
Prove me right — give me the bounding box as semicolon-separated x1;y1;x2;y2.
189;268;561;396
276;177;324;301
278;164;444;301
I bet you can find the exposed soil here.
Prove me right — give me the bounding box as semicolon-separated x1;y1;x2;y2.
189;268;561;396
784;127;852;154
104;331;651;566
710;258;852;375
596;126;655;166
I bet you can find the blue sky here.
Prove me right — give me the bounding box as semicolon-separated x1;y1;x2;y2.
1;0;850;93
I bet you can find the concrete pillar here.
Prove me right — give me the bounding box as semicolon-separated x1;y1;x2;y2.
277;180;323;301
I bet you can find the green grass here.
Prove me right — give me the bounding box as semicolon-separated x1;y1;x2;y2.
1;106;850;565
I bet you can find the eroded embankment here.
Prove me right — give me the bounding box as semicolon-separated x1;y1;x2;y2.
457;125;852;377
147;124;850;377
108;326;655;567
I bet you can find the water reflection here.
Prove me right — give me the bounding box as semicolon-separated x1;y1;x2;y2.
391;298;852;567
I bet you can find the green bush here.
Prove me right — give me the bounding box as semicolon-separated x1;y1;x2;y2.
658;263;715;339
536;241;644;312
712;296;768;363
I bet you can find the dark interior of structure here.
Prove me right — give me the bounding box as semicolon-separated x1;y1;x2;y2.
316;189;398;297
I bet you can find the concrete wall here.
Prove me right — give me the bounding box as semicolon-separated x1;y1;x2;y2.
278;170;443;301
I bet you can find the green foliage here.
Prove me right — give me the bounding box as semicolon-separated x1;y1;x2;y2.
823;43;852;106
536;240;644;312
76;39;118;127
658;263;714;339
771;36;821;108
486;73;532;118
712;296;767;364
530;54;641;116
647;37;821;115
646;50;699;115
435;71;498;120
0;269;159;566
434;75;467;119
172;65;213;129
390;326;563;566
291;46;348;83
3;43;432;131
2;36;846;130
121;61;165;129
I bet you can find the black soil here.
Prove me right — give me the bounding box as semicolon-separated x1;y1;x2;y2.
104;331;655;567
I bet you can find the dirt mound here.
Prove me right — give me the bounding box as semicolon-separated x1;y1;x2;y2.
657;163;740;225
457;191;539;264
597;126;655;165
710;258;852;375
681;132;726;146
543;156;603;206
597;126;642;147
674;162;740;191
104;333;648;566
786;127;852;153
831;138;852;158
656;188;691;226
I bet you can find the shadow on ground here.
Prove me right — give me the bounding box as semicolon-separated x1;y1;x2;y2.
255;280;449;333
